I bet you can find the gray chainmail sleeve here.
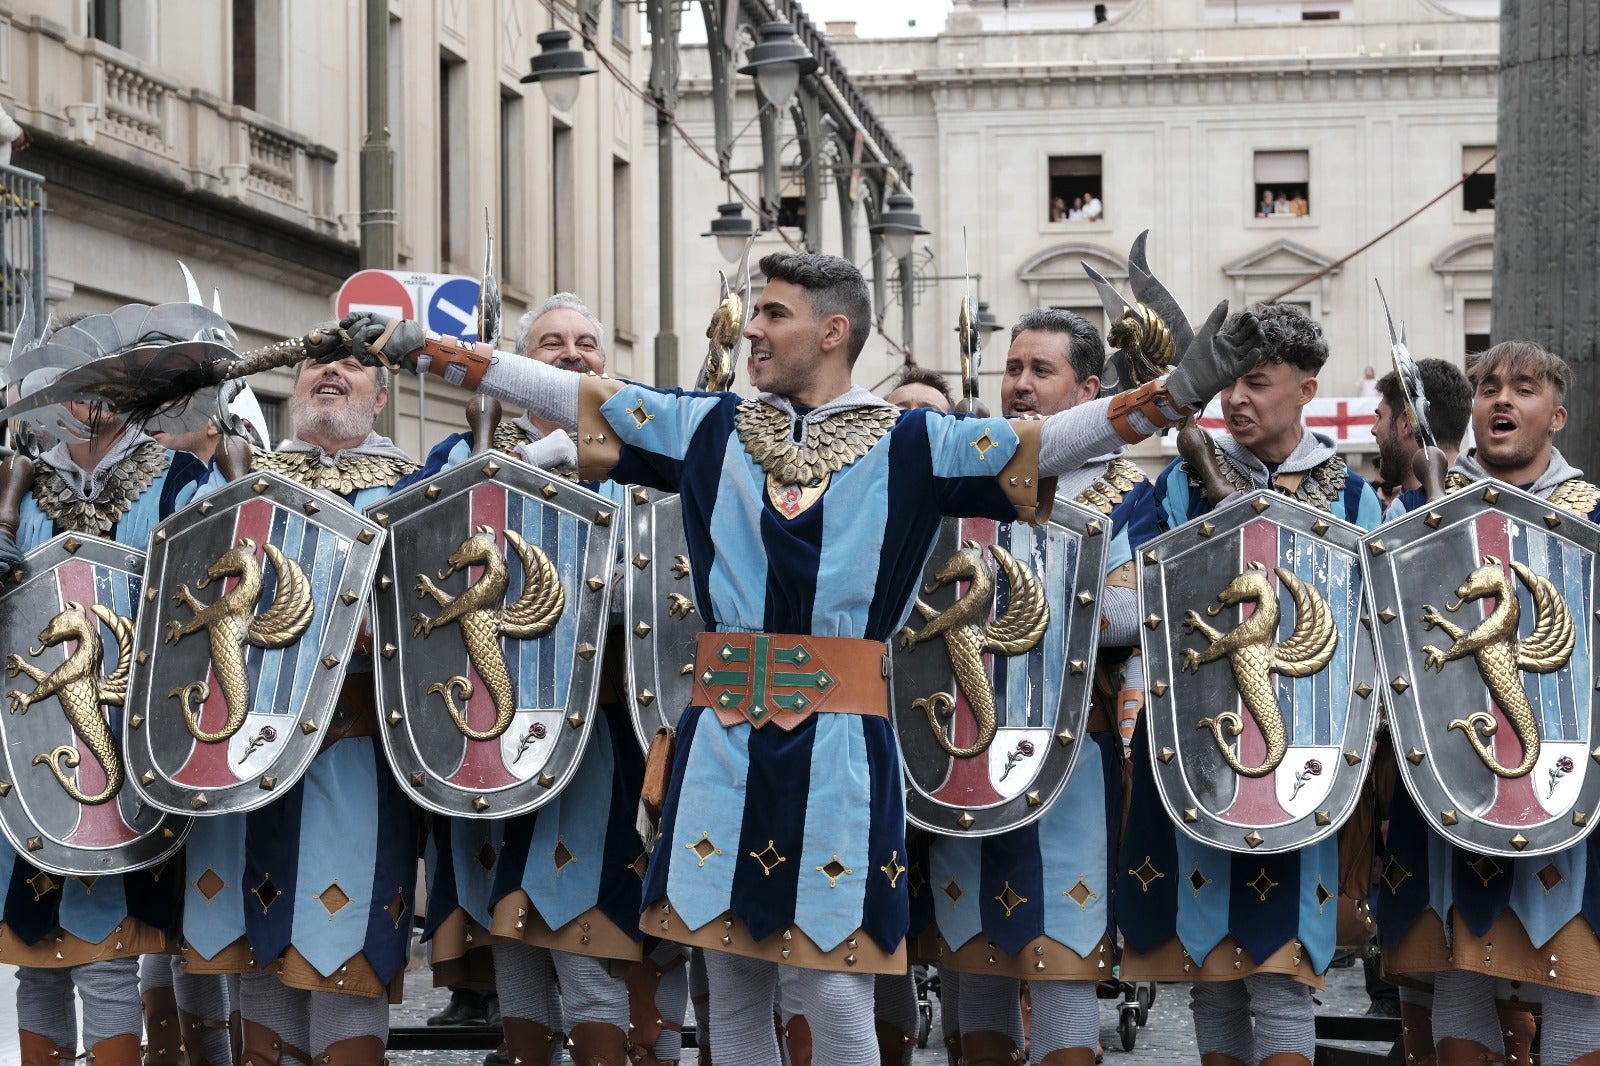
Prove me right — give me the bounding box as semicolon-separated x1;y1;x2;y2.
476;354;580;429
1039;397;1166;477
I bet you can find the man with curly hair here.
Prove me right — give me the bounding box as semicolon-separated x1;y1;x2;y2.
1113;303;1382;1066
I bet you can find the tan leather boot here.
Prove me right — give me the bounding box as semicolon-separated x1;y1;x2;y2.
1435;1038;1504;1065
502;1017;560;1066
315;1035;386;1065
628;958;685;1066
960;1030;1025;1066
239;1019;311;1066
179;1008;233;1066
1497;1007;1535;1066
1400;1000;1436;1066
567;1021;631;1066
1038;1047;1098;1065
86;1033;143;1065
782;1015;813;1066
142;986;186;1066
875;1018;915;1066
20;1030;77;1066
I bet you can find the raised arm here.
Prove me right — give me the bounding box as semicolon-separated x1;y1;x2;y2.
335;313;581;429
1039;301;1263;477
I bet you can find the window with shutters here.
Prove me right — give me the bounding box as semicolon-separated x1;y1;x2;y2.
1253;150;1310;218
1464;299;1492;358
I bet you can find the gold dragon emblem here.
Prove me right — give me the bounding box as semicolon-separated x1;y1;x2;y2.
412;526;565;742
1419;555;1574;779
6;601;135;804
1180;562;1338;778
165;540;315;743
900;540;1051;758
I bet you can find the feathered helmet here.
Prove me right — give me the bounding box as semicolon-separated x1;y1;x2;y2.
1;263;240;448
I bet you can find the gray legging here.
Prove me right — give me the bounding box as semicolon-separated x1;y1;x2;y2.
491;941;628;1032
1189;974;1316;1063
954;972;1023;1048
239;972;389;1059
17;959;141;1049
710;951;876;1066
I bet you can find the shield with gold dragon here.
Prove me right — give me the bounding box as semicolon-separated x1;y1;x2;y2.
124;471;385;816
622;487;705;750
1362;480;1600;857
0;533;192;875
368;455;618;818
891;504;1109;837
1139;490;1378;854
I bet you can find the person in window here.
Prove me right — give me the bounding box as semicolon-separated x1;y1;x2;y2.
1068;196;1085;221
1083;193;1103;222
1273;193;1291;215
1290;192;1309;217
1050;197;1068;223
1258;190;1276;217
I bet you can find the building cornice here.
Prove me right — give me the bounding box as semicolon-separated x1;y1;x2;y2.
31;130;357;284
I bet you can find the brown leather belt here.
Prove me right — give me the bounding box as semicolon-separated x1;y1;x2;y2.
690;632;889;731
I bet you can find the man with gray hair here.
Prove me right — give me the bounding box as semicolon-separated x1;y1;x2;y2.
407;292;684;1066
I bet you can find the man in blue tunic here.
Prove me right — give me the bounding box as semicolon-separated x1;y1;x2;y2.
409;292;675;1066
0;310;208;1066
179;354;420;1066
1373;341;1600;1066
923;308;1145;1066
1114;303;1382;1066
330;251;1262;1065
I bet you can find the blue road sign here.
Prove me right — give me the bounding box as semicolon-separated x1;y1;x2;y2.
427;277;482;342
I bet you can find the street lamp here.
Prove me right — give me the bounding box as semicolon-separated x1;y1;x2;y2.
520;28;596;112
738;21;819;112
702;202;757;263
870;191;930;261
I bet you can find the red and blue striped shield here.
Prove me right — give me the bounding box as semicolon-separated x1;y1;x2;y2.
1139;490;1378;854
0;534;191;874
1363;480;1600;858
124;472;385;815
368;456;619;818
891;502;1110;837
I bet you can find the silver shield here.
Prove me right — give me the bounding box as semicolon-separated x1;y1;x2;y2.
892;501;1110;837
1139;490;1378;854
125;471;385;815
1363;480;1600;857
622;487;706;750
369;456;619;818
0;534;192;875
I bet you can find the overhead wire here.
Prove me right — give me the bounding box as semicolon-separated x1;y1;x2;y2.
534;0;913;363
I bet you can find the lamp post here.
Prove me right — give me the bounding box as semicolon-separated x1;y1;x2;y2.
738;20;819;112
703;202;757;264
870;191;929;356
518;29;597;110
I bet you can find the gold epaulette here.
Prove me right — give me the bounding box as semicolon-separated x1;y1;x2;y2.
33;440;169;536
253;450;419;495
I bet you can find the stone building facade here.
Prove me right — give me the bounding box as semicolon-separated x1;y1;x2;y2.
655;0;1498;468
2;0;644;456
